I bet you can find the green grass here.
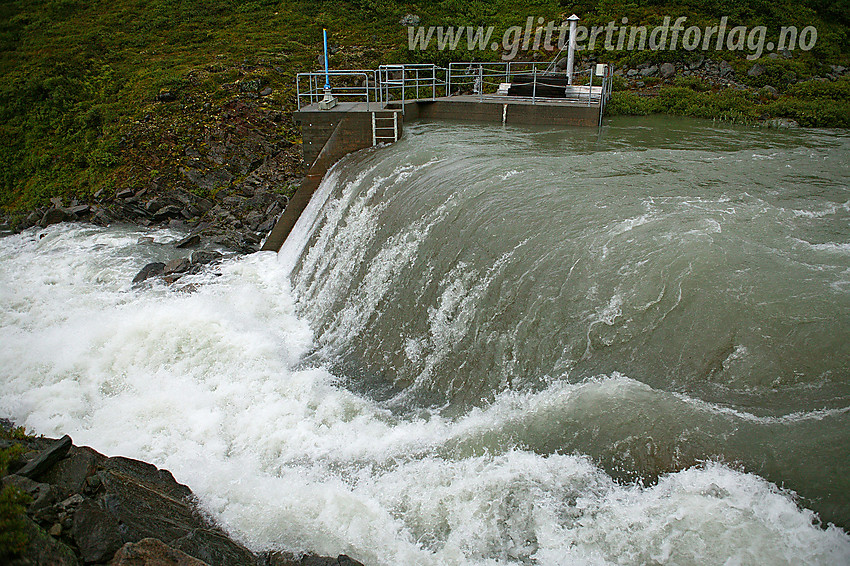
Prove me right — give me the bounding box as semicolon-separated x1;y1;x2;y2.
0;485;30;559
608;76;850;127
0;0;847;213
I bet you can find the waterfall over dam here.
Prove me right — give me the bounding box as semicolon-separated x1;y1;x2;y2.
285;117;850;530
1;116;848;565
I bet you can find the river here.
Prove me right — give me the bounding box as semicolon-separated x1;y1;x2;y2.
1;116;849;565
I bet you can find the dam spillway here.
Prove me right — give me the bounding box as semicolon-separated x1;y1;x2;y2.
261;62;612;252
1;117;849;564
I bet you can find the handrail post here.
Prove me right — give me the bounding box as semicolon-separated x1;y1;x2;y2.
532;66;537;104
478;64;483;102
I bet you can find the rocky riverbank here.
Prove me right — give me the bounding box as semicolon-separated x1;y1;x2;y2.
0;421;363;566
0;72;304;256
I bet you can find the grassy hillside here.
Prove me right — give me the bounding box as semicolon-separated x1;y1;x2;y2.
0;0;847;216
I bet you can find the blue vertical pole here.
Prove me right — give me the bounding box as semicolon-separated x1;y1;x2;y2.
323;28;331;90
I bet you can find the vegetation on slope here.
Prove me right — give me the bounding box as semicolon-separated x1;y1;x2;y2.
0;0;847;216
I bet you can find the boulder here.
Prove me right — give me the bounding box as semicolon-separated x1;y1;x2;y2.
66;205;91;218
41;208;68;227
766;118;798;129
72;499;124;563
175;234;201;249
639;65;658;77
748;63;765;77
17;435;72;480
41;446;100;499
659;63;676;78
399;14;420;26
190;251;222;265
133;262;166;284
238;78;265;93
109;538;209;566
163;258;191;275
0;429;283;566
154;205;181;221
687;55;704;70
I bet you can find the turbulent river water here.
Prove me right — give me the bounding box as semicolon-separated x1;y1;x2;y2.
1;117;849;565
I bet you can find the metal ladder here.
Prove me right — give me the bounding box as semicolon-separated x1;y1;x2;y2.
372;112;398;145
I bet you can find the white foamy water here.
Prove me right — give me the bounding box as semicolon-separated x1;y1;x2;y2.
1;222;848;566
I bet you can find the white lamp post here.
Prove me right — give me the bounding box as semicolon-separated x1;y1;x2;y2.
566;14;579;86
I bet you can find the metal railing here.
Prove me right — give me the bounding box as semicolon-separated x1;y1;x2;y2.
295;69;380;110
447;61;612;107
295;62;613;112
378;64;448;106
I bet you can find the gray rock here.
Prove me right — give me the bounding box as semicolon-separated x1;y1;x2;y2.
110;538;210;566
66;204;91;218
181;168;233;192
157;90;177;102
17;435;72;480
154;205;181;221
260;87;273;96
748;63;765;77
766;118;799;128
719;60;734;77
626;68;638;77
687;55;704;70
132;262;166;284
399;13;420;26
61;493;86;510
171;529;257;566
175;234;201;249
639;65;658;77
72;499;124;563
659;62;676;78
258;217;276;233
190;251;222;265
163;258;191;275
41;208;68;227
762;85;778;96
245;211;264;231
41;446;99;499
238;78;265;93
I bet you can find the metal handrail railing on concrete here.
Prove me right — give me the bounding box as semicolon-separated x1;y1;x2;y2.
447;62;611;107
378;64;448;109
296;70;380;110
296;62;612;113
